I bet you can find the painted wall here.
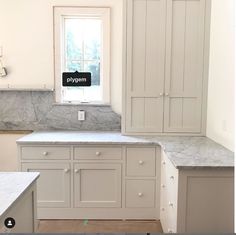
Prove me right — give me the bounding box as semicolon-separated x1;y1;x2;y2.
207;0;235;151
0;134;27;171
0;0;123;114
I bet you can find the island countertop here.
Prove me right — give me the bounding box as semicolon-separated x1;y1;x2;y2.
16;131;234;169
0;172;40;218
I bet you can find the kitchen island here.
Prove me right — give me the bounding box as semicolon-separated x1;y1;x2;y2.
0;172;39;233
17;131;234;233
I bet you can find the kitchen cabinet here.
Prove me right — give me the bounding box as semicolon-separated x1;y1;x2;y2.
160;151;234;233
17;132;234;232
123;0;210;134
19;144;160;219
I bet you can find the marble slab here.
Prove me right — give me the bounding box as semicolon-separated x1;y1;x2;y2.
0;91;121;131
17;131;234;169
0;172;39;218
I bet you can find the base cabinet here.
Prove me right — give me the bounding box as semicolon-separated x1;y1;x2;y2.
160;151;234;233
19;144;160;219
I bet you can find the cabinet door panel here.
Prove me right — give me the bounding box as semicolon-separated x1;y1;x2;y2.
22;163;71;208
126;0;166;133
74;163;121;208
164;0;206;133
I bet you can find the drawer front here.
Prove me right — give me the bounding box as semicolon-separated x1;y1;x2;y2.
125;179;155;208
126;147;156;176
74;146;122;160
21;146;70;160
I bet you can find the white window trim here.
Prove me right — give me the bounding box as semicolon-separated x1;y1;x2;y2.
54;7;111;104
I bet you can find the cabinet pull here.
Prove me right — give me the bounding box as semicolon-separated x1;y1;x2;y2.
161;184;165;188
95;151;101;156
162;161;166;165
64;169;69;173
167;229;173;233
168;201;174;207
161;207;165;211
138;192;143;197
74;169;79;173
139;160;144;165
170;175;174;180
42;151;48;156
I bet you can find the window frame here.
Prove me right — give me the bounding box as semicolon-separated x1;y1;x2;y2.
54;7;111;104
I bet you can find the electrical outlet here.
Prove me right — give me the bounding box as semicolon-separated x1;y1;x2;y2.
78;110;85;121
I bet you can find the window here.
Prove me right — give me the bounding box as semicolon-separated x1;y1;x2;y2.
54;7;110;104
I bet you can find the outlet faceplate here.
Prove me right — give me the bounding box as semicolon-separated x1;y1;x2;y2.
78;110;85;121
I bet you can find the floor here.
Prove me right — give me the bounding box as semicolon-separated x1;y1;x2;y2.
37;220;163;233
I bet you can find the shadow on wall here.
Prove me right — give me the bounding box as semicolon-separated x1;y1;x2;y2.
0;91;121;131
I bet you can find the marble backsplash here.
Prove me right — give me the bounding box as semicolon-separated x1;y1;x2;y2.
0;91;121;131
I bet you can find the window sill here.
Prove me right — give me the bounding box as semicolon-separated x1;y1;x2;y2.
53;102;111;107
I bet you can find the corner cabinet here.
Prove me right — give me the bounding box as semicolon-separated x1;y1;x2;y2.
123;0;211;134
160;151;234;233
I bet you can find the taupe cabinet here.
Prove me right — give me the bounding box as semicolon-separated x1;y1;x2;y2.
123;0;210;134
18;143;233;232
19;144;160;219
160;151;234;233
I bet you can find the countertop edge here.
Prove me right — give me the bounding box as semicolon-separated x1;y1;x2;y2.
0;172;40;219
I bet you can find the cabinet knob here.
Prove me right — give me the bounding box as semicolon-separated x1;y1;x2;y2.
42;151;48;156
64;169;69;173
139;160;144;165
74;169;79;173
165;93;169;96
95;151;101;156
168;201;174;207
138;192;143;197
170;175;174;180
161;184;165;188
159;92;164;97
161;207;165;211
168;229;173;233
162;161;166;165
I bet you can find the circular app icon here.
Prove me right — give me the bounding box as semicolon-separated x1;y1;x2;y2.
4;217;15;229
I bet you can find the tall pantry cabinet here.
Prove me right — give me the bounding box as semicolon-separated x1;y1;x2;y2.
122;0;210;135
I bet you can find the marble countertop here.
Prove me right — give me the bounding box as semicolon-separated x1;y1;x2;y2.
0;172;39;218
17;131;234;169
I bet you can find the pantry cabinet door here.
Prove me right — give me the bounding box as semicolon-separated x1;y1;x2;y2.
164;0;206;133
125;0;166;133
22;163;71;208
74;163;121;207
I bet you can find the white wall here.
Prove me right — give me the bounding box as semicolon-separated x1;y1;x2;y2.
0;0;123;114
207;0;235;151
0;134;26;171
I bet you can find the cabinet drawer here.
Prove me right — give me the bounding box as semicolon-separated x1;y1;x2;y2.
126;147;156;176
125;180;155;208
74;146;122;160
21;146;70;160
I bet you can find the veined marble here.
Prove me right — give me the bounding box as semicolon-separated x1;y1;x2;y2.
17;131;234;169
0;91;121;131
0;172;39;218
